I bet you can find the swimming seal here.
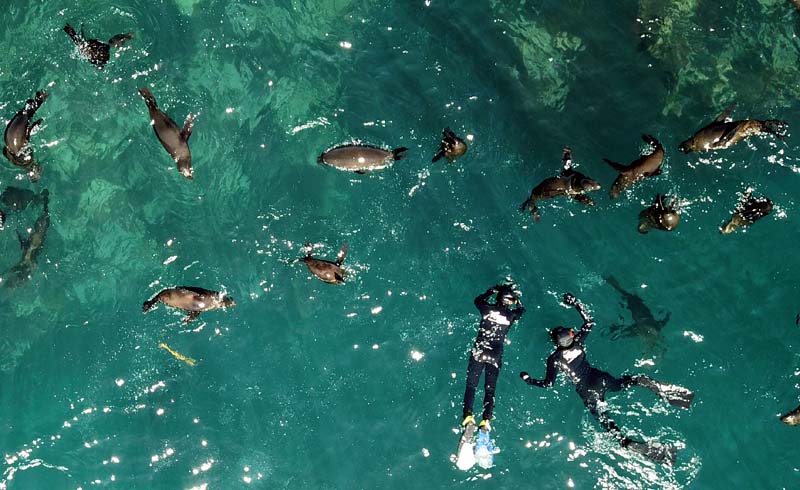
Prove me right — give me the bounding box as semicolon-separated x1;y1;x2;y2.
3;90;48;182
519;147;601;222
1;186;48;212
1;190;50;288
142;287;235;324
720;191;773;234
318;143;407;174
603;134;664;199
432;127;467;163
679;104;787;153
64;23;133;69
139;87;195;179
781;405;800;425
638;194;680;234
296;243;348;284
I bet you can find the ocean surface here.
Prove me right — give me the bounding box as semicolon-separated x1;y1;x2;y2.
1;1;799;488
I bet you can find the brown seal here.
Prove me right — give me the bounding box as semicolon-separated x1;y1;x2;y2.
318;144;407;174
603;134;664;199
139;87;195;179
638;194;680;234
296;243;348;284
519;147;601;222
1;190;50;288
64;23;133;68
142;287;235;324
720;190;773;234
3;90;48;182
432;127;467;163
679;104;787;153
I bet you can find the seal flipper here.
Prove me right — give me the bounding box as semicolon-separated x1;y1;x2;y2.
63;23;82;45
714;103;737;123
431;150;445;163
602;158;629;172
561;147;573;172
336;243;348;266
27;119;43;139
181;113;195;142
16;230;30;251
108;32;133;48
392;147;408;161
182;311;201;324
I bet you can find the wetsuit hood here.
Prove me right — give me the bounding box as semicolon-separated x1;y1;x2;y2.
550;326;575;348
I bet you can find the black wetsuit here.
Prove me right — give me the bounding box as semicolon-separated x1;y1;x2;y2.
521;299;693;464
462;288;525;421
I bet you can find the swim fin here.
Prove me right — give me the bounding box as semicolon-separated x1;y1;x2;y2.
637;377;695;409
625;439;677;466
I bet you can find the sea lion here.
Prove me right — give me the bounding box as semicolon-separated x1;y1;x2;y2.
679;104;787;153
781;405;800;425
638;194;680;234
519;147;601;222
1;186;48;212
720;191;773;234
432;127;467;163
142;287;235;324
603;134;664;199
64;23;133;69
139;87;195;179
318;143;407;173
296;243;348;284
3;90;48;182
1;190;50;288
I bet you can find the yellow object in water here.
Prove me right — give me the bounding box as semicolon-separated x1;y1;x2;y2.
159;342;197;367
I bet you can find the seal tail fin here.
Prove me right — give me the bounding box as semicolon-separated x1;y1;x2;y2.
108;32;133;48
138;87;158;110
63;23;82;45
518;197;541;222
602;158;629;173
759;119;788;139
392;147;409;161
336;242;348;265
624;439;677;466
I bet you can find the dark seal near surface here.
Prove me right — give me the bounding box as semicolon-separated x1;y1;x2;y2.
432;127;467;163
3;90;48;182
603;134;665;199
720;191;773;234
142;287;235;324
139;87;195;179
1;190;50;288
64;23;133;68
318;143;407;173
296;243;348;284
519;147;601;222
638;194;680;234
679;104;787;153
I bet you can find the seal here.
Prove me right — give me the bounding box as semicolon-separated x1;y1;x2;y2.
3;90;48;182
318;143;407;174
142;287;235;324
139;87;195;179
432;127;467;163
720;190;773;234
638;194;680;234
519;147;601;222
679;104;787;153
295;243;348;284
1;186;48;212
605;275;670;355
782;405;800;425
603;134;664;199
64;23;133;69
1;190;50;288
0;209;4;230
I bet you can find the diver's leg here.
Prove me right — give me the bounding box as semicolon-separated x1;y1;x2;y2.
481;363;500;422
462;357;484;420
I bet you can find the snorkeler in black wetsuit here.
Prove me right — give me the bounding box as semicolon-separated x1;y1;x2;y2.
462;284;525;433
519;293;694;465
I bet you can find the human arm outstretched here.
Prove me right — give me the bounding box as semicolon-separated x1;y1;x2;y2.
563;293;594;345
519;353;558;388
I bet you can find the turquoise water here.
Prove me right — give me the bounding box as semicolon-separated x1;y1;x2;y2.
1;0;800;488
